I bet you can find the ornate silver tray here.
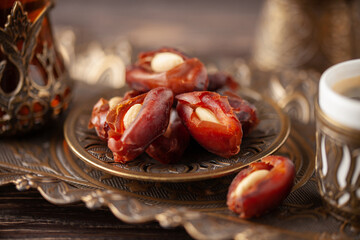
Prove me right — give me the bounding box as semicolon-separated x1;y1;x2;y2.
0;116;318;240
64;88;290;182
1;82;357;239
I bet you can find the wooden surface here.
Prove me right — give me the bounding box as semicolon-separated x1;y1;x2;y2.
0;1;264;239
0;184;193;239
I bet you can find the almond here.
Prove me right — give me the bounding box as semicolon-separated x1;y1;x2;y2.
195;107;220;124
108;96;123;109
123;103;142;129
232;169;270;198
151;52;184;73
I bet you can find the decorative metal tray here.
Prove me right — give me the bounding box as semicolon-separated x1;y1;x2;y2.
64;88;290;182
0;117;314;238
1;82;358;239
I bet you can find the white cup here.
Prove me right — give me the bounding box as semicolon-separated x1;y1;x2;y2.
319;59;360;130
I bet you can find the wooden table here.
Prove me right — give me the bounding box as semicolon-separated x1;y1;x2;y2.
0;184;193;239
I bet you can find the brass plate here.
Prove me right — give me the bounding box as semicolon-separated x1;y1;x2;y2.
58;128;314;208
64;88;290;182
0;125;332;240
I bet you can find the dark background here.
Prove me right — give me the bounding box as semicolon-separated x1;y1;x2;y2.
52;0;265;58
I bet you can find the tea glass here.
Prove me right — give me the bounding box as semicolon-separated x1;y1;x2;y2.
0;0;71;135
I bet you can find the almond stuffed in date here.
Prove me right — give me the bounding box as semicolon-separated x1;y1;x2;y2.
106;87;173;163
227;155;295;218
89;48;262;164
126;48;208;95
176;91;242;158
88;96;123;141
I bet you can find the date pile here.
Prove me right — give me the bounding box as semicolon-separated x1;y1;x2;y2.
89;48;296;219
89;48;258;164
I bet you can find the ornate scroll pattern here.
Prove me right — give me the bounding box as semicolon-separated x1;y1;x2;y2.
62;128;314;208
316;132;360;222
0;171;352;240
0;114;356;239
315;99;360;224
0;1;71;136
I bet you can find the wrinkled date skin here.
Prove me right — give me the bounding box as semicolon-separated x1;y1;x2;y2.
88;98;110;141
227;155;295;218
88;90;142;141
222;91;259;136
106;87;173;163
126;48;208;95
122;89;144;101
146;110;190;164
176;91;242;158
208;72;239;91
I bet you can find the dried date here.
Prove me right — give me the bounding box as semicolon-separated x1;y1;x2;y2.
126;48;208;95
88;96;123;141
176;91;242;158
208;72;239;91
106;87;173;163
222;91;259;135
146;109;190;164
227;155;295;218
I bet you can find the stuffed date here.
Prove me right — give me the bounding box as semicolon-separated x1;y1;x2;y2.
126;48;208;95
208;72;239;91
227;155;295;218
176;91;242;158
222;91;259;136
106;87;173;163
146;110;190;164
88;96;123;140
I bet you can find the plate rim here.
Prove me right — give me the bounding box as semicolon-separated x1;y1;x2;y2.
64;88;290;182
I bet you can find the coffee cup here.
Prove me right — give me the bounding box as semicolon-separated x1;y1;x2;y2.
315;59;360;222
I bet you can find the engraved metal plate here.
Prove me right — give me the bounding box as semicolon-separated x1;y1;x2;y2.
0;122;335;240
0;82;355;239
64;88;290;182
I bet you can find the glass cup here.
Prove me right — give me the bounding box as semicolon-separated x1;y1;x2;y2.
0;0;71;135
315;59;360;222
